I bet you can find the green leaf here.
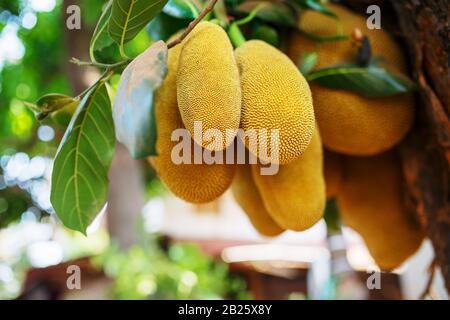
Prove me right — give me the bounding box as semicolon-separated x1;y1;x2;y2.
51;100;80;128
37;94;78;113
238;1;297;28
299;51;317;75
251;24;280;48
295;0;336;18
307;64;417;97
147;12;190;41
113;41;168;158
298;29;349;42
51;82;115;234
163;0;199;19
108;0;169;50
90;0;115;61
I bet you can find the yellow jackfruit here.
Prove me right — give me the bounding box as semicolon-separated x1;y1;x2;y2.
252;128;325;231
287;4;414;156
177;22;241;152
312;84;414;156
232;165;284;237
337;151;424;270
149;37;235;204
324;150;343;199
288;3;407;73
235;40;315;165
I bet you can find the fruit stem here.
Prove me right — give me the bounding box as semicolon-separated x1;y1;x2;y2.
228;23;246;48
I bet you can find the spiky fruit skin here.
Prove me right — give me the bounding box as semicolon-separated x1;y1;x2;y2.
324;149;343;199
312;84;414;156
288;3;407;73
288;4;414;156
235;40;315;165
177;22;241;152
337;152;424;270
252;129;325;231
149;39;235;204
232;165;284;237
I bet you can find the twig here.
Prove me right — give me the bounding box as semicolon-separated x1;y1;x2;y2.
167;0;219;49
420;258;437;299
70;57;131;69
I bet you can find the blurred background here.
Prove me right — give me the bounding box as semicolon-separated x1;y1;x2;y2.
0;0;448;300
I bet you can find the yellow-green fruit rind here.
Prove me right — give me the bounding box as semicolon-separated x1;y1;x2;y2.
252;129;325;231
235;40;315;165
287;4;414;156
324;150;343;199
149;40;235;204
312;85;414;156
177;22;241;151
337;152;424;270
288;3;407;73
232;165;284;237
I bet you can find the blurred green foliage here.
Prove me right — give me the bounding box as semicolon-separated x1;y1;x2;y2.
94;237;251;300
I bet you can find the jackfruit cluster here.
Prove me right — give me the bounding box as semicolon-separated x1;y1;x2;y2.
288;3;414;156
337;152;424;270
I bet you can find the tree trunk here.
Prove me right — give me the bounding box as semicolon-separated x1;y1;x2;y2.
343;0;450;293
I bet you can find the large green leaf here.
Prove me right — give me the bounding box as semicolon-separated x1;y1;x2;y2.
238;1;297;28
51;82;115;234
147;12;190;41
113;41;168;158
108;0;169;49
307;64;417;97
90;0;115;61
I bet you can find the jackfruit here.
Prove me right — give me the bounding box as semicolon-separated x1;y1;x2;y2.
312;84;414;155
324;150;343;199
149;36;235;204
235;40;315;165
177;22;241;152
232;165;284;237
288;4;414;156
337;151;424;270
252;128;325;231
288;3;407;73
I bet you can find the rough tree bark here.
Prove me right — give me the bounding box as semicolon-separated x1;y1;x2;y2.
343;0;450;293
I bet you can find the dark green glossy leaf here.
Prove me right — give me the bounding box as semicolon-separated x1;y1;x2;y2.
90;0;115;60
51;82;115;234
299;51;317;76
238;1;297;28
113;41;168;158
251;24;280;47
298;29;349;42
307;64;417;97
295;0;336;18
51;100;80;128
163;0;199;19
147;12;189;41
37;94;78;113
108;0;169;48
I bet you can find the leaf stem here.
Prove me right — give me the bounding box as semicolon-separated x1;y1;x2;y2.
167;0;219;49
70;57;131;70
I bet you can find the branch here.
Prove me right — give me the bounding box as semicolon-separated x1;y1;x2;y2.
167;0;219;49
420;258;437;299
69;57;131;70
